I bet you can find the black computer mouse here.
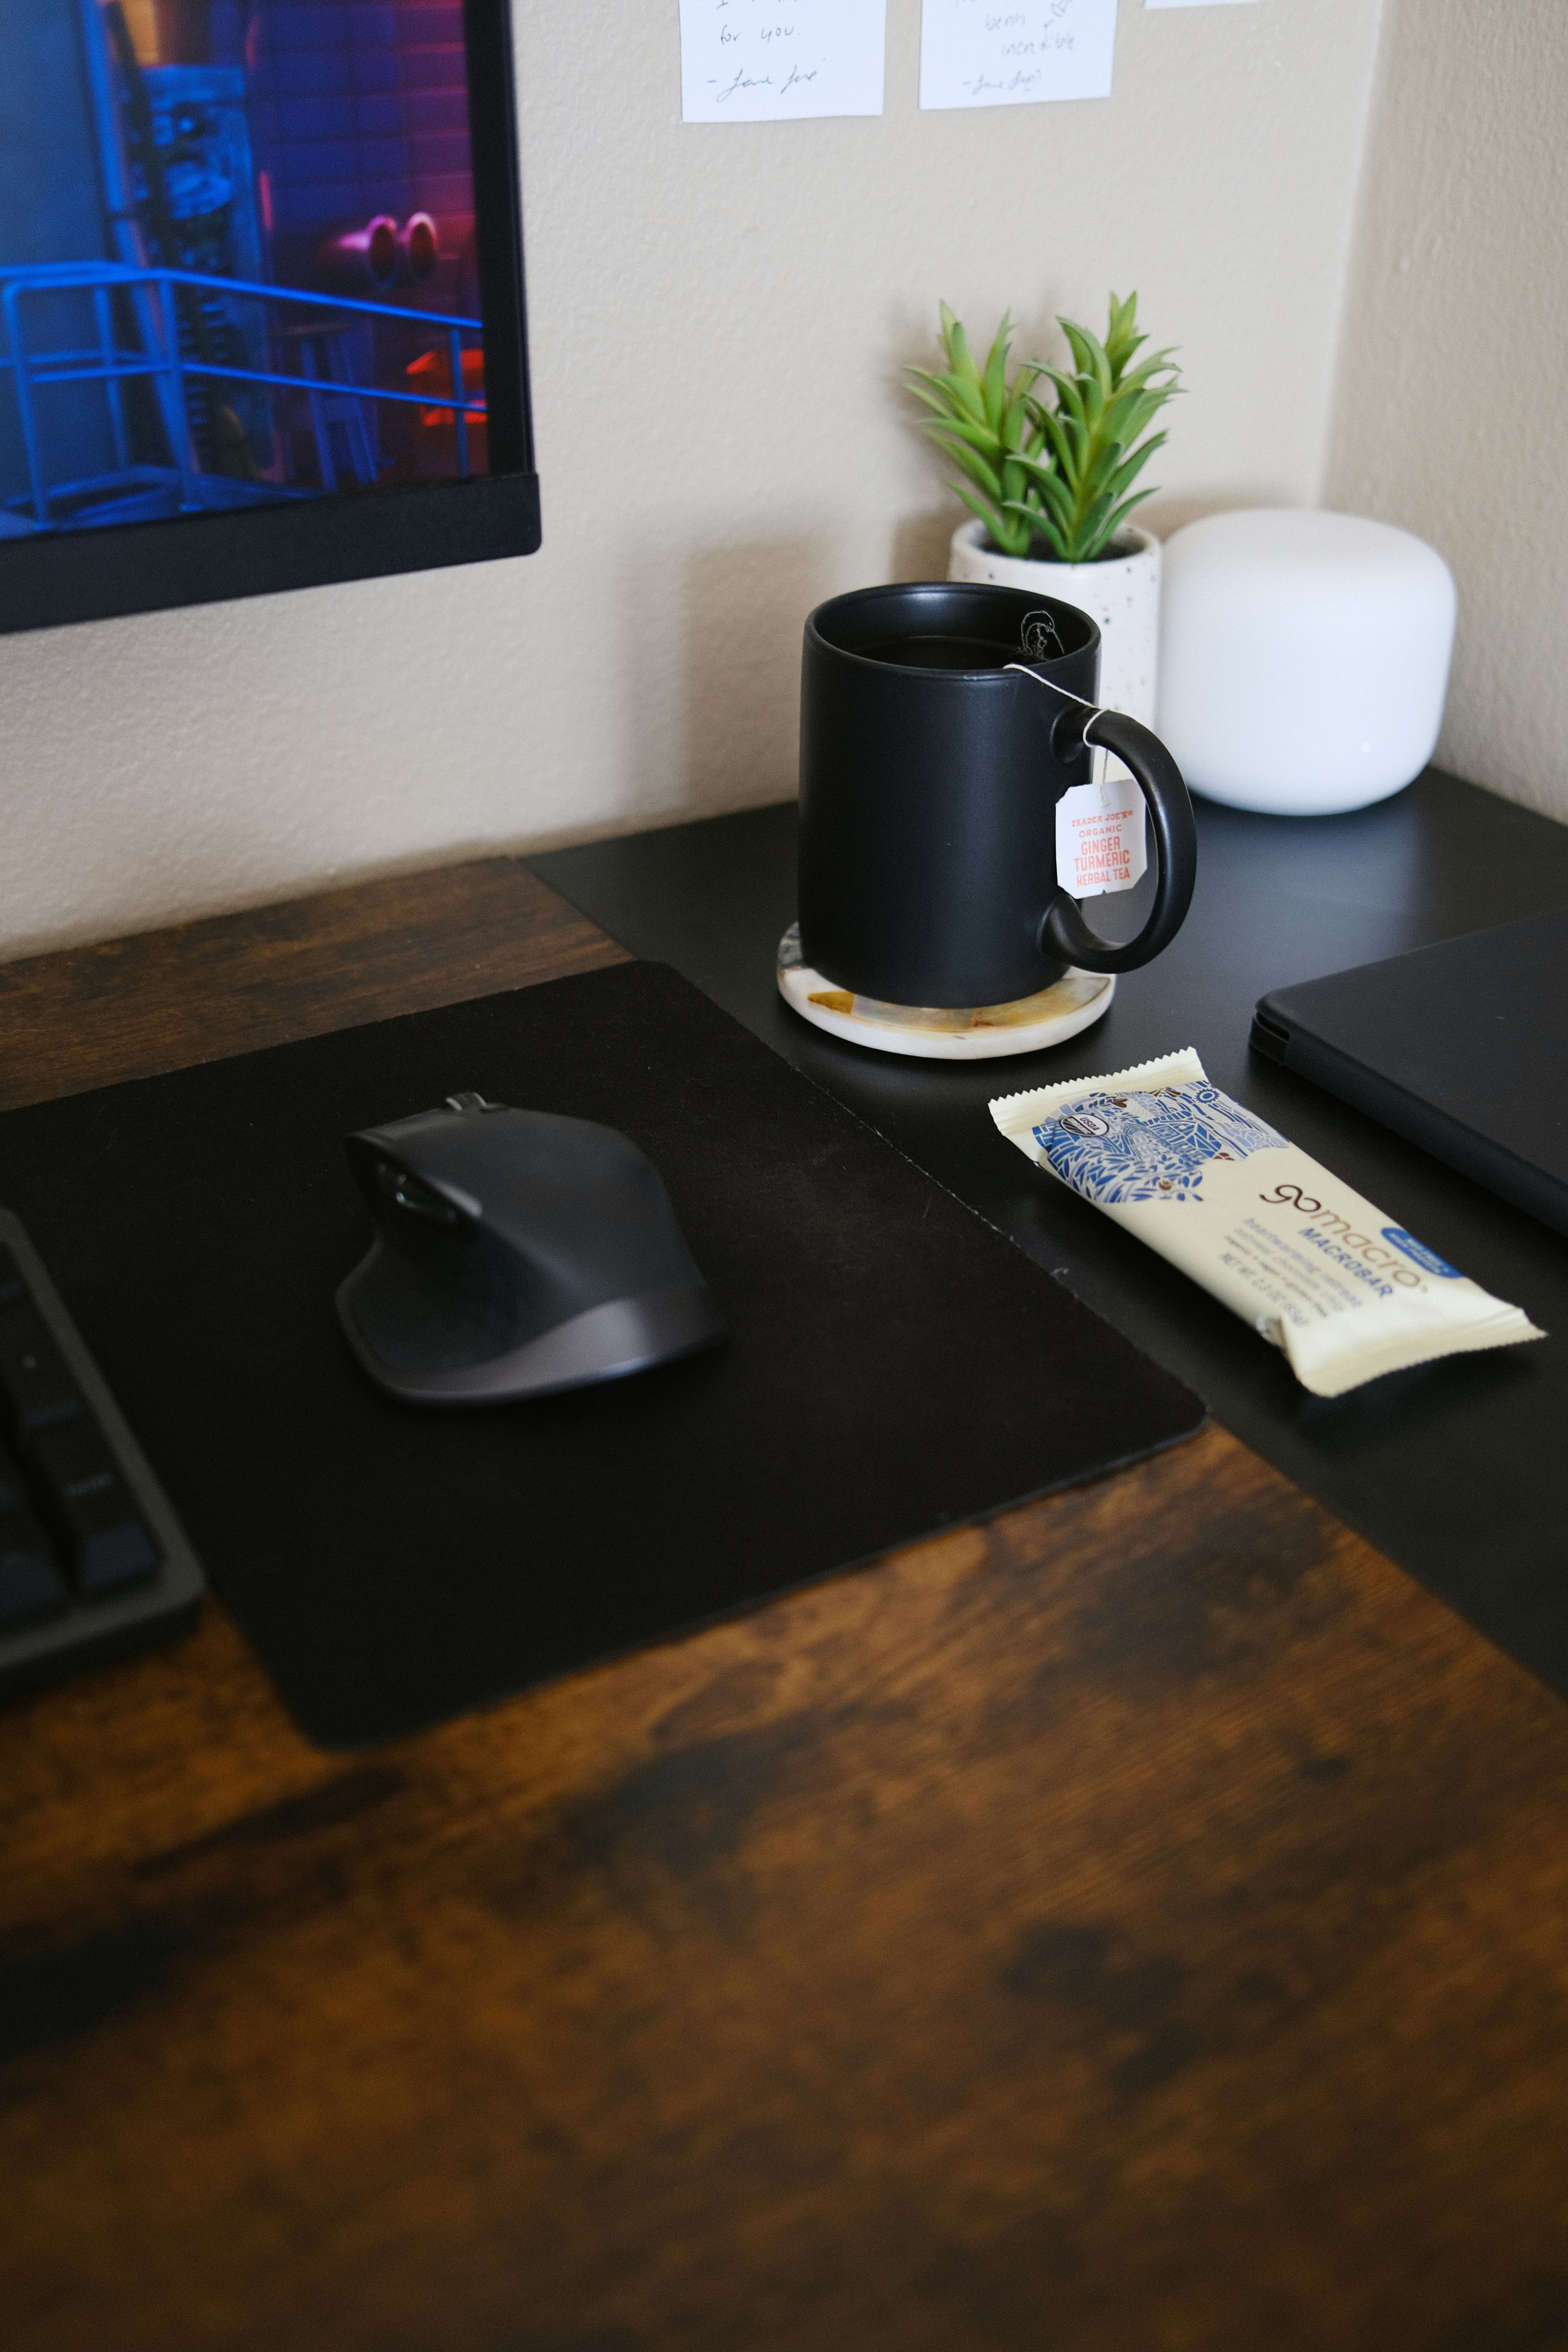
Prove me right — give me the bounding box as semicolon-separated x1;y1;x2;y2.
336;1093;727;1406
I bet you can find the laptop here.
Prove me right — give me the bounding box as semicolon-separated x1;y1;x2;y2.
1250;905;1568;1239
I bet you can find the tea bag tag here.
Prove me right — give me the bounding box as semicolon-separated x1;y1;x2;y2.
1004;655;1148;900
1055;778;1148;900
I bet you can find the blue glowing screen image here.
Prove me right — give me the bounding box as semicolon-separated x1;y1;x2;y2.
0;2;490;539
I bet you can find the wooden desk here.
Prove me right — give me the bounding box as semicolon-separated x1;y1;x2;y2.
3;861;1567;2351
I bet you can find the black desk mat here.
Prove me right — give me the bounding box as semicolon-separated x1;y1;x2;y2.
0;962;1202;1747
532;775;1568;1697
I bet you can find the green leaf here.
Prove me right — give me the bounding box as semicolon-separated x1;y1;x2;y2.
905;364;991;429
922;411;1007;462
1093;485;1161;546
905;378;962;423
1000;498;1067;561
905;364;958;400
1067;320;1114;397
931;434;1005;501
1034;406;1078;476
1043;371;1092;442
1101;432;1167;504
945;315;983;395
1001;378;1042;454
1120;345;1180;387
952;481;1033;557
1058;319;1097;381
1016;461;1073;530
942;370;989;427
948;480;1002;535
980;315;1014;432
1114;360;1180;404
1011;444;1058;487
1104;389;1168;449
1103;291;1147;384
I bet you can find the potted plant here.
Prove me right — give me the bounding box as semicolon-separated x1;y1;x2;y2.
907;294;1180;736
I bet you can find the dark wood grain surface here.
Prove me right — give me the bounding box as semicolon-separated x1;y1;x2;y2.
2;860;1565;2352
0;857;628;1112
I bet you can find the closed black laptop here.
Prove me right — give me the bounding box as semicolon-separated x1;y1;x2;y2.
1251;905;1568;1238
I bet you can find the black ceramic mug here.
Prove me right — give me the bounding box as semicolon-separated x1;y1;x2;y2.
798;580;1197;1007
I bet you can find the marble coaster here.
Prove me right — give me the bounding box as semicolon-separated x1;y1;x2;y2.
776;925;1115;1062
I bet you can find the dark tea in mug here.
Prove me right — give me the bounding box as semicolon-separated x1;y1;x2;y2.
856;634;1018;671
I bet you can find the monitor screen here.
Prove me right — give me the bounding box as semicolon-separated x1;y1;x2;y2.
0;0;538;634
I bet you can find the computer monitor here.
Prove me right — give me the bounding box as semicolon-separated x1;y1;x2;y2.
0;0;538;636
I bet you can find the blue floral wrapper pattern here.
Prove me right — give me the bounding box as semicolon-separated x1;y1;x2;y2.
991;1050;1544;1398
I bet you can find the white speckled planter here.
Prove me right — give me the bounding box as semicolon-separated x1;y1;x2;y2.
948;521;1162;781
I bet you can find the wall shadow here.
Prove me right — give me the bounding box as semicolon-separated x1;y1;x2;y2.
891;510;959;583
1139;490;1288;539
681;536;834;814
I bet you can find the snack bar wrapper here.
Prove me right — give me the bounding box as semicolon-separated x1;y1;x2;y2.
990;1050;1544;1398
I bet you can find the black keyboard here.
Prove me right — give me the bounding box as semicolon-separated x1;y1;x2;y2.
0;1208;203;1699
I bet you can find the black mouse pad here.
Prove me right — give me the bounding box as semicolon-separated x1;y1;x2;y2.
0;963;1203;1747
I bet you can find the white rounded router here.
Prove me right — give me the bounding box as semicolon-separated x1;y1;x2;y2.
1156;510;1456;816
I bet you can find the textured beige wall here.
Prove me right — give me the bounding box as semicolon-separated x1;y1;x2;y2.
1325;0;1568;823
0;0;1384;958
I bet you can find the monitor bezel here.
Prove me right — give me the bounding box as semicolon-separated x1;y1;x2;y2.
0;0;540;639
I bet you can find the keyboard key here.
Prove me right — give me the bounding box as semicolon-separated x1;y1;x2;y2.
26;1416;161;1595
0;1510;69;1627
0;1304;83;1434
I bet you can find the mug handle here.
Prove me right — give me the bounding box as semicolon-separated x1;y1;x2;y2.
1008;669;1198;976
1043;709;1198;974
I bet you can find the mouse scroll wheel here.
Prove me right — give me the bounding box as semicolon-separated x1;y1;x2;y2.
377;1161;465;1230
445;1092;490;1113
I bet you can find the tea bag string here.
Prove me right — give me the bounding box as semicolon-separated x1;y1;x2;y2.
1003;663;1110;747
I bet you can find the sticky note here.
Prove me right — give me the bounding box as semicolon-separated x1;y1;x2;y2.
680;0;887;123
920;0;1119;111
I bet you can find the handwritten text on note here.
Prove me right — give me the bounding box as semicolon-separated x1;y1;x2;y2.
680;0;887;124
920;0;1119;112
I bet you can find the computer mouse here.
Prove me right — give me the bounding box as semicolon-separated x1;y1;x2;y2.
336;1093;727;1406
